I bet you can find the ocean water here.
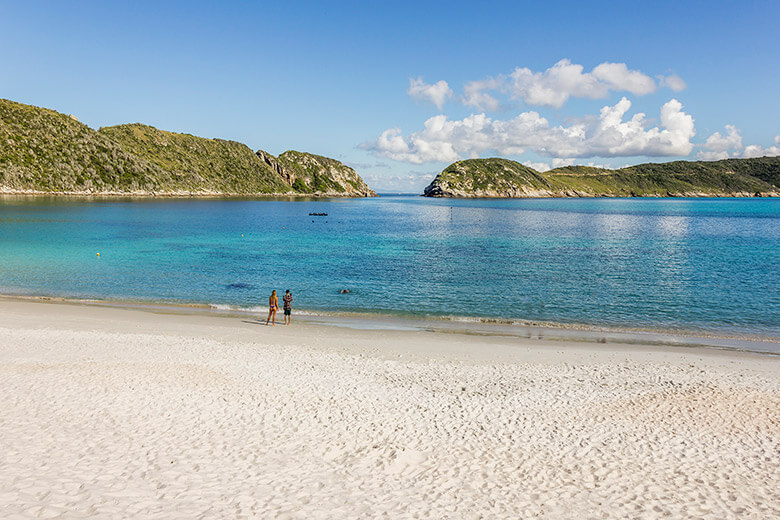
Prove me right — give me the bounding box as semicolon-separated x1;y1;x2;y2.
1;195;779;337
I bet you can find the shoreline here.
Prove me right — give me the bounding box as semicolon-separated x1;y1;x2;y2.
0;190;376;199
2;292;779;355
422;191;780;199
3;189;779;199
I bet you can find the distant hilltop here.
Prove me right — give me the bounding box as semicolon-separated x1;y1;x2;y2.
0;98;376;197
423;157;780;198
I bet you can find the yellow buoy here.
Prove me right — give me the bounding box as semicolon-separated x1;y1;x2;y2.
96;253;100;257
241;234;244;237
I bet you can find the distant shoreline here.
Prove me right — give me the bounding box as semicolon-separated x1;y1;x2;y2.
4;188;780;199
0;188;377;199
421;191;779;199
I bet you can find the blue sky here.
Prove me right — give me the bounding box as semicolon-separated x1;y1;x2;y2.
1;0;778;192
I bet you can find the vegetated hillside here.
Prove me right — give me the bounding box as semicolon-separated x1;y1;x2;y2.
423;156;780;198
423;158;555;197
100;124;292;194
0;98;377;197
276;150;376;197
0;98;171;193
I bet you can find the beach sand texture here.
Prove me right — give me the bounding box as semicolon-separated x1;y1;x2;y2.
1;300;779;519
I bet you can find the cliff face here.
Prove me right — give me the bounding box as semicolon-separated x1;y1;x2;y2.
274;151;377;197
423;157;780;198
0;98;376;197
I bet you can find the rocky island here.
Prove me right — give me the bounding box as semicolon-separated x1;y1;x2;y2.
423;157;780;198
0;98;375;197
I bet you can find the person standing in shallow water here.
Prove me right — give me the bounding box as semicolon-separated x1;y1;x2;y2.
282;289;293;325
266;290;278;326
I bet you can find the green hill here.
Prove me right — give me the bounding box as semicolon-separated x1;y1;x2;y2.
423;158;554;197
257;150;376;197
423;156;780;198
0;98;375;197
0;99;170;193
99;124;291;194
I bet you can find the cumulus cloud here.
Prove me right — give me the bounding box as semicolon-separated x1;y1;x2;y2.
696;127;780;160
507;59;659;108
362;98;696;164
591;62;657;95
523;160;552;172
413;60;684;112
697;125;743;160
742;134;780;158
456;60;683;111
407;77;453;110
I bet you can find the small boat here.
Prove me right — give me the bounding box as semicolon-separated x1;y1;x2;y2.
308;212;328;216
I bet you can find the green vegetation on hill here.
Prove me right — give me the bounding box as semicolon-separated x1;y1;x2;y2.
424;156;780;198
0;98;376;197
276;150;375;196
424;158;551;197
0;99;169;192
99;124;291;194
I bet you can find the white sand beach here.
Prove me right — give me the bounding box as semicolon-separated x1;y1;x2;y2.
1;298;779;519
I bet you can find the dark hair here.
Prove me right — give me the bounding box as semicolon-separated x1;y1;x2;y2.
286;289;290;293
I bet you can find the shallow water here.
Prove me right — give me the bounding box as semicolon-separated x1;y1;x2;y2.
1;195;779;337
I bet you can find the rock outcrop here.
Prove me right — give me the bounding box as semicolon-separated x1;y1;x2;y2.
256;150;292;185
273;150;376;197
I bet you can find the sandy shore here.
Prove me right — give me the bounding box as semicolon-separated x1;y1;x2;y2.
1;299;779;519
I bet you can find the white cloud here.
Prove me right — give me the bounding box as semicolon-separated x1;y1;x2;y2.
696;127;780;160
697;125;742;160
591;62;657;95
658;74;687;92
412;60;685;113
696;151;730;161
507;59;659;108
523;160;552;172
363;98;696;164
552;158;576;168
407;77;453;110
362;171;436;193
462;76;504;111
742;134;780;158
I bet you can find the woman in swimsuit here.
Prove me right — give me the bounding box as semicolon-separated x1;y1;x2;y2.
266;290;278;326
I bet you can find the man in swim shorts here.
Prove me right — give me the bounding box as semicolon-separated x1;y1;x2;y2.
283;289;293;325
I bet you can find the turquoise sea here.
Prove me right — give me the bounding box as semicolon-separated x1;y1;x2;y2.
1;195;779;338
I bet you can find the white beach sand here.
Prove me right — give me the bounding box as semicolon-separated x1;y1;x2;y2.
1;298;779;519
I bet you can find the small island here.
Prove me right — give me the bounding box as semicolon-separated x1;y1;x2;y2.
423;157;780;198
0;99;376;197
